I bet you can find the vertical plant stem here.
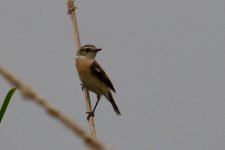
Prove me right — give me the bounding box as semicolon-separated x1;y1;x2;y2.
67;0;97;139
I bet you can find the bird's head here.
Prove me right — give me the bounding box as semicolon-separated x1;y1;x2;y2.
77;45;102;59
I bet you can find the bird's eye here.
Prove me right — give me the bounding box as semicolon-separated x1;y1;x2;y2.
85;48;90;52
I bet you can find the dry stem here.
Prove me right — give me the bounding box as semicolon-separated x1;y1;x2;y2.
0;66;108;150
67;0;97;139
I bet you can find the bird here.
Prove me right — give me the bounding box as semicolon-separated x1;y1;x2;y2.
75;44;121;120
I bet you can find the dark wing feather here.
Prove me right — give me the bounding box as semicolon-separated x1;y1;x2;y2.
91;61;116;93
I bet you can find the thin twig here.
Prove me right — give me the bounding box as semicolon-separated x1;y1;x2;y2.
0;66;108;150
67;0;97;139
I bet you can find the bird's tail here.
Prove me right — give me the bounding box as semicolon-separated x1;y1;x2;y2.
107;91;121;116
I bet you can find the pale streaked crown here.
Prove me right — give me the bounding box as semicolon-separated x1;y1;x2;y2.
76;44;102;59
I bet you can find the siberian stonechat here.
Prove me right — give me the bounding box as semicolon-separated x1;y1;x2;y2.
76;45;121;120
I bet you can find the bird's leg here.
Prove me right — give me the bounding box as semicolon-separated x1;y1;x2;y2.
86;95;101;121
80;83;84;91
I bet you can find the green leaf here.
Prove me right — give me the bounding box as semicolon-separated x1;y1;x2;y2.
0;88;16;123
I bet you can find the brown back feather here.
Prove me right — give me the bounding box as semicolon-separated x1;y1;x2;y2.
90;61;116;93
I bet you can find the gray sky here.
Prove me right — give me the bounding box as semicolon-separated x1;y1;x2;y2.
1;0;225;150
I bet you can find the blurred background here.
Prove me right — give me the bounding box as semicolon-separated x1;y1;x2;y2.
0;0;225;150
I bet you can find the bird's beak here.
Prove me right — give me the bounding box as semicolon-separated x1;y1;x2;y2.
95;48;102;52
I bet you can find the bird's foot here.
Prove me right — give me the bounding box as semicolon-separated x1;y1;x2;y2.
86;111;95;121
80;83;84;91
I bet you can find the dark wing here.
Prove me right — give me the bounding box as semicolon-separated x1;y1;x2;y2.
91;61;116;93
